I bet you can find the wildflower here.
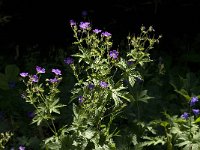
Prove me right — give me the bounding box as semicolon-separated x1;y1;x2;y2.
49;78;59;83
101;31;111;37
100;81;108;88
93;29;102;34
64;57;74;65
70;19;76;26
79;22;90;29
30;75;39;83
181;112;189;119
109;50;119;59
52;69;62;76
27;111;35;118
190;96;198;106
79;96;83;103
20;72;28;77
192;109;200;116
36;66;45;73
18;145;25;150
88;83;95;90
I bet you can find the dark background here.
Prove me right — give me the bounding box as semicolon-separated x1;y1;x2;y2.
1;0;200;70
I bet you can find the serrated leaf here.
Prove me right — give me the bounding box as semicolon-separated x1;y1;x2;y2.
84;129;95;139
128;75;135;87
117;92;131;102
44;136;62;150
137;90;153;103
160;121;169;127
49;99;66;114
112;92;120;106
131;134;138;145
73;104;78;118
175;140;191;147
116;58;127;70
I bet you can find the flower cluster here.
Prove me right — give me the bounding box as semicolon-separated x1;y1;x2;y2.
20;66;62;84
79;22;90;30
109;50;119;60
69;19;112;47
181;96;200;119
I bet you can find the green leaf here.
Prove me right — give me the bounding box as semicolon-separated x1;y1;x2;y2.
160;121;169;127
32;115;44;126
49;99;66;114
194;117;200;123
83;129;95;139
174;89;190;101
44;136;62;150
112;92;121;106
73;104;78;119
128;75;135;87
175;140;191;147
117;92;131;102
141;136;166;146
137;90;153;103
116;58;127;70
131;134;138;145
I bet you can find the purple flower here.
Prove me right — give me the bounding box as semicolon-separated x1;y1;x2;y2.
52;69;62;76
79;22;90;29
70;19;76;26
190;96;198;107
88;83;95;90
18;145;26;150
181;112;189;119
30;75;39;83
79;96;83;103
100;81;108;88
64;57;74;65
36;66;45;73
192;109;200;116
93;29;102;34
109;50;119;59
49;78;59;83
20;72;28;77
27;111;35;118
101;31;111;37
